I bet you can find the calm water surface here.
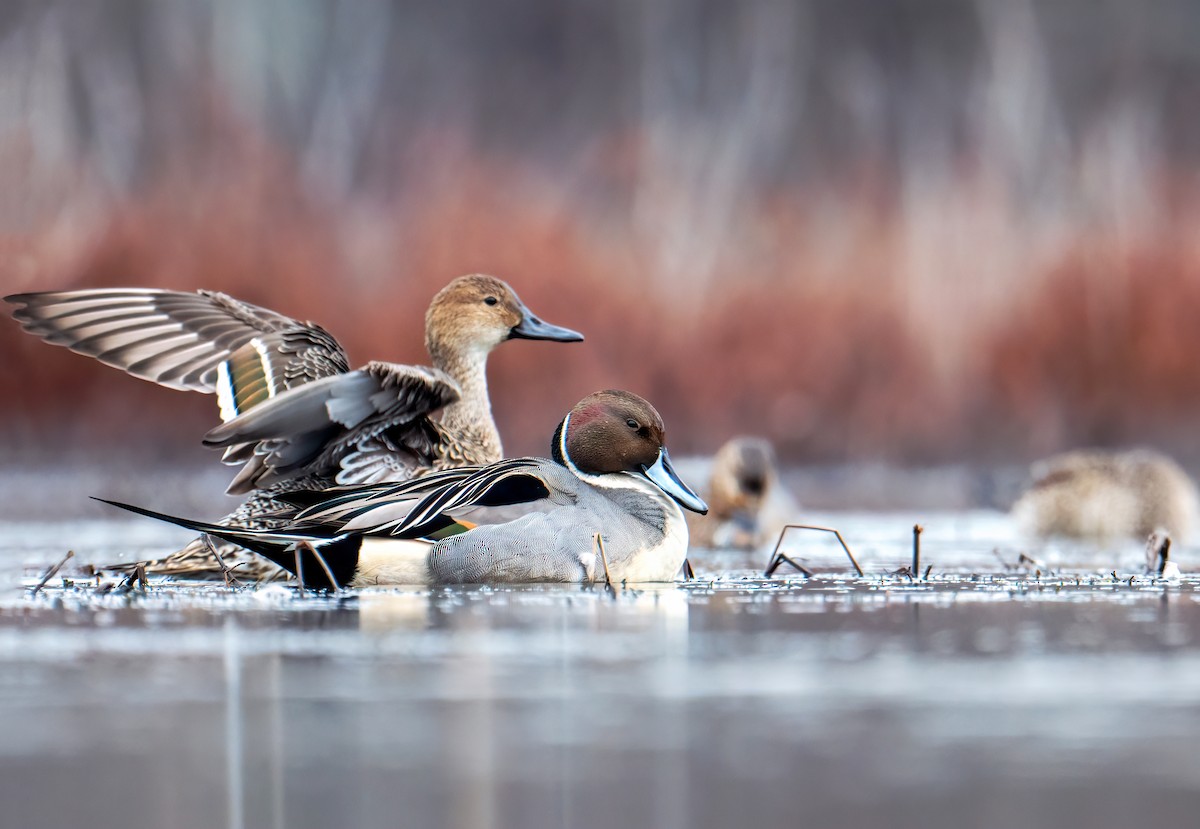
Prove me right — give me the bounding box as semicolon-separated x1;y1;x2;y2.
2;513;1199;829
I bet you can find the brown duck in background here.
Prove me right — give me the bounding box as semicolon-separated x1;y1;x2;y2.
6;274;583;579
686;436;799;550
1011;448;1199;544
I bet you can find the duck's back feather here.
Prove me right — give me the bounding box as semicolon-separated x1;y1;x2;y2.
202;362;461;493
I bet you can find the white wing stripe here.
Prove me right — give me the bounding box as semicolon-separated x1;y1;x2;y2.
217;361;238;421
251;337;279;398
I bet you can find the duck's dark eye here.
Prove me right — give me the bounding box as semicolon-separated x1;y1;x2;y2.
484;296;499;306
626;419;639;430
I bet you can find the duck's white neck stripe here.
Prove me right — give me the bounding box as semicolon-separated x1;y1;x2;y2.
559;412;574;471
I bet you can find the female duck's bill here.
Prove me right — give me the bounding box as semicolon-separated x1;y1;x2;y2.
507;301;584;342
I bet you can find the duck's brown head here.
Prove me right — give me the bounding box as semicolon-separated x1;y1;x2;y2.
551;389;708;514
425;274;583;362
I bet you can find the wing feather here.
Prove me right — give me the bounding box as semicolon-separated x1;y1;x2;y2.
4;288;348;395
5;288;469;496
202;361;461;493
288;459;553;536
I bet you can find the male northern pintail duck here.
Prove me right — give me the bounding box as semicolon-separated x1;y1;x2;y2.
98;390;709;587
1012;448;1199;544
7;275;582;577
686;436;799;549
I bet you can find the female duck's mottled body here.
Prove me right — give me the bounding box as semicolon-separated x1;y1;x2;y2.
99;390;709;587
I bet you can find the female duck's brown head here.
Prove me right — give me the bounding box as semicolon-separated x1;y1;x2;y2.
425;274;583;361
552;389;708;514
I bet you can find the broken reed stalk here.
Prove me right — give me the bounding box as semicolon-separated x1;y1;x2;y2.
202;534;242;588
764;524;863;577
135;562;148;591
764;551;813;578
681;558;695;580
593;533;615;589
31;550;75;595
912;525;923;577
293;544;306;591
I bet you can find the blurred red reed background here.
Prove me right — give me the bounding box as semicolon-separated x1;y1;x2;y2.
4;0;1200;466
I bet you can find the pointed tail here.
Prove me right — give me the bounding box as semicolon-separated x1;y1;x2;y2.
92;498;360;589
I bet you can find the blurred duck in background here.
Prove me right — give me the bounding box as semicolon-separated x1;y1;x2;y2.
686;436;800;550
1011;448;1199;544
6;274;583;578
1144;529;1180;578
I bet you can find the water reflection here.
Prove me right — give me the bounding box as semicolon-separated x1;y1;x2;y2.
4;542;1200;826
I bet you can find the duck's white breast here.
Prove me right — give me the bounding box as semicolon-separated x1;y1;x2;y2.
612;498;690;583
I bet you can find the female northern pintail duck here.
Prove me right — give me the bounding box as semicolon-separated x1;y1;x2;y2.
686;436;799;549
99;390;709;587
7;275;582;577
6;274;582;488
1012;448;1199;544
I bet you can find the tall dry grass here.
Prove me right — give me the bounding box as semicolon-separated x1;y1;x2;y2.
4;0;1200;465
7;138;1200;464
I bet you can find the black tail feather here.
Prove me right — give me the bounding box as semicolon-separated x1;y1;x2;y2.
92;497;361;589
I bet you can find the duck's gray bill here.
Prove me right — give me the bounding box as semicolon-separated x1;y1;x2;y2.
510;305;584;342
643;449;708;514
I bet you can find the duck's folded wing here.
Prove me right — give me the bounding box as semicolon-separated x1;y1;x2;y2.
292;458;569;536
4;288;350;405
331;428;443;485
203;361;461;493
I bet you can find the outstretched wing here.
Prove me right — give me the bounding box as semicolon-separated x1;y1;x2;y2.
292;458;558;536
5;287;349;404
203;361;462;493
